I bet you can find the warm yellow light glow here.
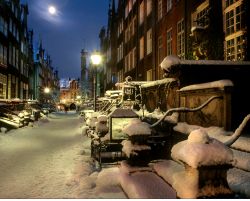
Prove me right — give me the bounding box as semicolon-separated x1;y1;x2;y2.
90;54;102;65
48;6;56;15
77;95;81;99
44;87;50;93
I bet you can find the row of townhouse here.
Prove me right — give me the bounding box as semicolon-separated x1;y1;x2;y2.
99;0;250;90
0;0;60;103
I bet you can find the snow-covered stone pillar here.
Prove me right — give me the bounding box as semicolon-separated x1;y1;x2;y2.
171;129;234;198
122;119;152;166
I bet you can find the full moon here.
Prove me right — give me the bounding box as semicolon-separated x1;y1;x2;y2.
48;6;56;15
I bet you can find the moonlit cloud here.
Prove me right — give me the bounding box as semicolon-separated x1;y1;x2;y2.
31;1;62;24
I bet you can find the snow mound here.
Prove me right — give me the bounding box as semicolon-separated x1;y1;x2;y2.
187;129;210;144
97;115;108;123
160;55;180;73
171;129;234;168
122;119;151;136
179;79;234;91
94;167;126;198
95;122;108;134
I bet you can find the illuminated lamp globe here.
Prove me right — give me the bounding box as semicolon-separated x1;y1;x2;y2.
44;87;50;94
90;54;102;65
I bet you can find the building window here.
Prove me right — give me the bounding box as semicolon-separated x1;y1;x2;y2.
133;47;136;68
225;1;246;61
236;35;245;60
139;37;144;60
192;0;209;28
118;20;124;37
15;49;19;68
125;4;129;18
0;43;7;66
177;19;185;59
0;73;7;99
133;16;136;35
235;4;245;32
226;10;234;35
158;0;163;20
167;0;172;13
125;28;128;43
226;38;235;61
117;42;124;62
196;7;210;27
139;1;144;25
0;16;8;36
146;69;153;81
147;0;152;16
128;0;133;13
167;29;172;56
146;29;152;55
226;0;235;7
129;50;133;70
125;54;128;72
158;36;163;78
226;34;245;61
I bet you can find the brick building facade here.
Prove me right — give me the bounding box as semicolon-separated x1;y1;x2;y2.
100;0;250;91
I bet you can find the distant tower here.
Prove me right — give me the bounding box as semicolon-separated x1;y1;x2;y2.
80;49;89;99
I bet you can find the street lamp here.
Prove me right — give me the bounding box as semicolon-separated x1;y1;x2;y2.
90;52;102;111
43;87;51;103
44;87;50;94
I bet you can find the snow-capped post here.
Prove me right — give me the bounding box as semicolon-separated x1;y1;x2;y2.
171;129;235;198
122;119;152;166
95;115;108;137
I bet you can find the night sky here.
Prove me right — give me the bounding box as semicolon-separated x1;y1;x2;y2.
21;0;110;79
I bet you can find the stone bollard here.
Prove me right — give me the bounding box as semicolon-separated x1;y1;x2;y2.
122;119;151;166
171;129;235;198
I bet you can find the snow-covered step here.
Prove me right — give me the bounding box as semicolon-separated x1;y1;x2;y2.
152;160;184;187
119;160;176;199
119;170;176;199
227;167;250;197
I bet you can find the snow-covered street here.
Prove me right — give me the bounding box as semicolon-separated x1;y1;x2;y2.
0;111;126;199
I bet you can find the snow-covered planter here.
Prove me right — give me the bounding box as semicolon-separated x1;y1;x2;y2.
171;129;234;198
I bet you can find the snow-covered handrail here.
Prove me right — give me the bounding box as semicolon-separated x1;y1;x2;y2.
224;114;250;146
149;95;222;128
99;100;112;113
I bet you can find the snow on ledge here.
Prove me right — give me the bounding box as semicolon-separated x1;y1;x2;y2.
191;25;205;33
140;78;177;88
179;79;234;91
160;55;181;73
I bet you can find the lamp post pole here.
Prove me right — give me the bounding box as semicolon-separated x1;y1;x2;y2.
90;52;102;112
93;69;96;111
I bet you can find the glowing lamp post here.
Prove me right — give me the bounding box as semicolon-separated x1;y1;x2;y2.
44;87;50;94
90;52;102;111
44;87;50;103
